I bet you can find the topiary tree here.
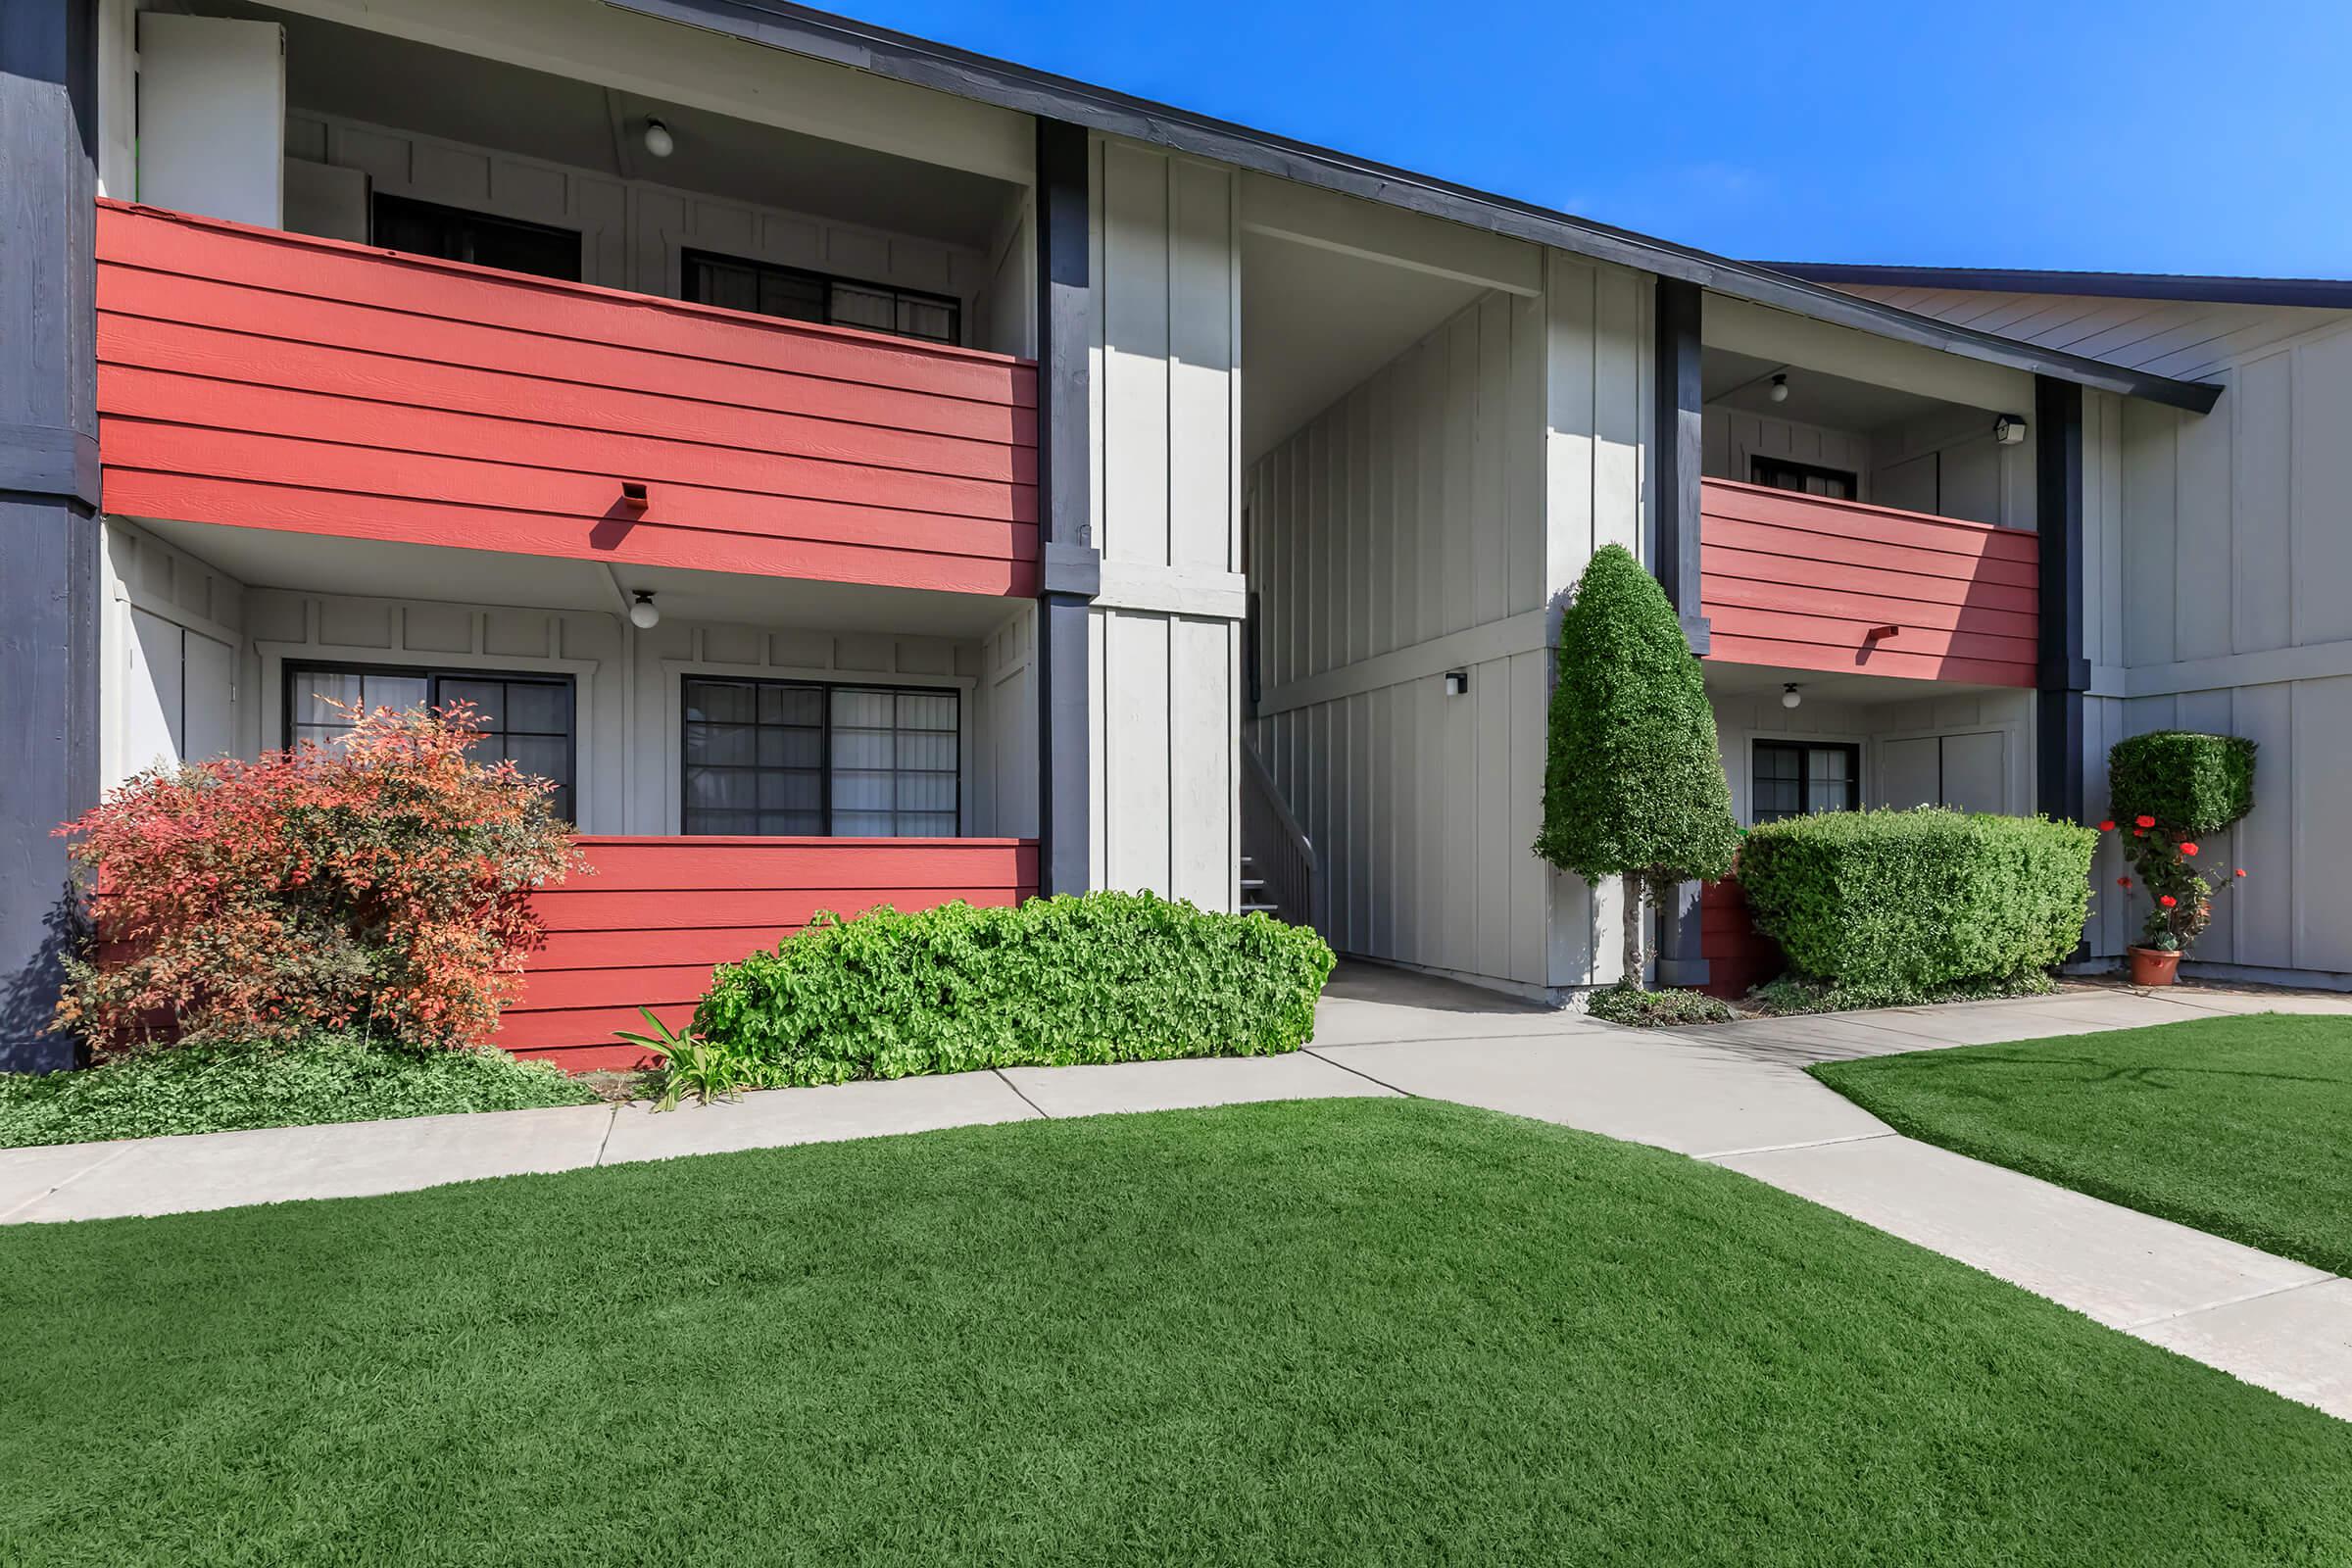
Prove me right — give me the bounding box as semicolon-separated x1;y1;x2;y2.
2103;730;2256;956
1534;544;1740;987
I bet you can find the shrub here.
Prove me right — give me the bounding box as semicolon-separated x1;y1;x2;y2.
1746;971;2055;1017
1534;545;1739;982
0;1033;598;1150
2108;731;2256;836
2104;731;2257;954
55;703;582;1054
686;892;1337;1088
1737;808;2096;992
1585;982;1736;1028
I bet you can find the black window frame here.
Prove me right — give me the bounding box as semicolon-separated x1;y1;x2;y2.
680;247;963;347
370;193;583;282
679;674;963;839
1750;739;1861;825
281;661;580;824
1749;455;1860;500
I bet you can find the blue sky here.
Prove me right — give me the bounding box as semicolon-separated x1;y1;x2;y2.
852;0;2352;278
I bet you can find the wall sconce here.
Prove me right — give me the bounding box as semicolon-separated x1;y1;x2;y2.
1443;671;1470;697
642;118;675;159
1781;682;1802;710
1768;372;1789;404
629;591;662;630
1992;414;2028;445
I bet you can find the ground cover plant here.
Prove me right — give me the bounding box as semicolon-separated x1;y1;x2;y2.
1812;1011;2352;1277
0;1034;597;1150
1585;981;1737;1027
3;1099;2346;1566
1745;971;2056;1016
1738;808;2095;993
681;891;1335;1090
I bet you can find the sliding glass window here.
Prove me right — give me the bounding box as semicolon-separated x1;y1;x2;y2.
681;677;959;837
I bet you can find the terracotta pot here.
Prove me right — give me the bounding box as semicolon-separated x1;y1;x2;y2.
2128;946;2181;987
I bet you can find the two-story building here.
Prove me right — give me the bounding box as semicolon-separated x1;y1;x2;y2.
5;0;2342;1070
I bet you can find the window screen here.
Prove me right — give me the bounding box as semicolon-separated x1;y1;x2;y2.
1750;456;1858;500
681;677;959;838
286;665;576;822
682;250;960;346
1751;741;1859;825
371;194;581;282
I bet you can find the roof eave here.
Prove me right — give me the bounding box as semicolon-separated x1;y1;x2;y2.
608;0;2225;415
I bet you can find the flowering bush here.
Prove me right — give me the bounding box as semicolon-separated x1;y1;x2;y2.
2104;731;2257;955
54;703;582;1054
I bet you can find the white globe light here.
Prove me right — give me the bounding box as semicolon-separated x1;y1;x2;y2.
1769;373;1789;403
643;119;675;159
1781;683;1802;710
629;593;661;630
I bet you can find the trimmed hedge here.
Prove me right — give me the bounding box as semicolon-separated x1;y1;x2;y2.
689;892;1337;1087
2108;730;2256;836
1738;809;2097;992
1534;545;1739;887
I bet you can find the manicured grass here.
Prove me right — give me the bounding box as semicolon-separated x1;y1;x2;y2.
4;1099;2347;1565
0;1035;599;1149
1812;1011;2352;1277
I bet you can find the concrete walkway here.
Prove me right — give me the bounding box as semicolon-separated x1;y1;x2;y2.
4;967;2348;1420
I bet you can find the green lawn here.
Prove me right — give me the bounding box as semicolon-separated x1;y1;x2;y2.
3;1099;2346;1566
1813;1011;2352;1277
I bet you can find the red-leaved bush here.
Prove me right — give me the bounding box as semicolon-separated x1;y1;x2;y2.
54;703;583;1054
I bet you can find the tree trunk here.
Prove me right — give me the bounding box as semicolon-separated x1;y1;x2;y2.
1621;870;1645;988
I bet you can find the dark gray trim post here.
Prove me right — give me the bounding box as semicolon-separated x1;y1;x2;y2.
1033;117;1097;897
1650;278;1709;989
1651;276;1708;656
2034;376;2087;827
1;0;102;1071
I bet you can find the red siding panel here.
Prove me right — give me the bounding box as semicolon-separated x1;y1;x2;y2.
1699;478;2040;687
94;202;1039;595
1698;877;1783;1000
505;837;1038;1072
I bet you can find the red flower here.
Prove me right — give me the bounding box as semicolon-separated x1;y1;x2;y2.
2159;895;2178;907
2097;819;2116;831
2135;814;2156;828
2180;842;2199;856
2235;868;2248;878
2116;877;2132;889
2133;828;2146;838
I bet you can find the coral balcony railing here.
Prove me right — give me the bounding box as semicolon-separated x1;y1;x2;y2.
502;836;1038;1070
1699;478;2039;687
95;200;1039;595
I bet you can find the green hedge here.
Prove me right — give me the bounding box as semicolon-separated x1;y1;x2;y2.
2108;731;2256;835
1738;809;2097;992
689;892;1337;1087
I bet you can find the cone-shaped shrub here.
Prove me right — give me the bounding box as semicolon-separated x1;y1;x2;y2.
1534;546;1738;986
1534;546;1739;888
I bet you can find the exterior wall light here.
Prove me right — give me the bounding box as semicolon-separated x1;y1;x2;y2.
1443;671;1469;697
1993;414;2029;445
629;591;662;630
643;118;675;159
1781;682;1802;710
1768;372;1789;403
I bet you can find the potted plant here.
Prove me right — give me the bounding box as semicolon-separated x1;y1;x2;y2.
2102;731;2256;987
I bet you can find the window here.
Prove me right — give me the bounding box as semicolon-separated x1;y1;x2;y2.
682;677;959;837
372;194;581;282
1751;741;1859;825
285;664;577;822
1750;455;1858;500
682;250;960;346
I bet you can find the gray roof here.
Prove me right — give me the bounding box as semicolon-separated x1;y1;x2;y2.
1757;263;2352;312
612;0;2225;413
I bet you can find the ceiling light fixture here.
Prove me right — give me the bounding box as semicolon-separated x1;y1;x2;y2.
629;591;662;630
1768;372;1789;404
642;117;674;159
1782;682;1802;710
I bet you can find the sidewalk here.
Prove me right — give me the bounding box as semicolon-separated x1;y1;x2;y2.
4;968;2347;1419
